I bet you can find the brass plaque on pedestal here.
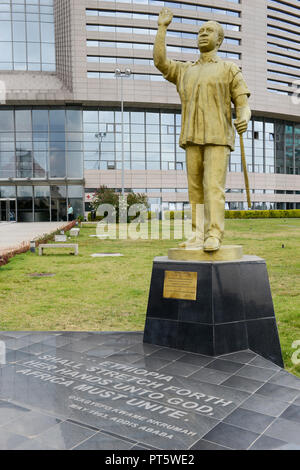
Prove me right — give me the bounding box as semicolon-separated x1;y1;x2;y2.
163;271;197;301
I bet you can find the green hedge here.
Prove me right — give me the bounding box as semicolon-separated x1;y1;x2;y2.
225;209;300;219
88;209;300;222
164;209;300;220
164;210;192;220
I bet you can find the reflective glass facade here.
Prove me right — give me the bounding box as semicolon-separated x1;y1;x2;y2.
0;0;55;71
0;107;84;222
0;106;299;220
0;184;83;222
0;108;83;179
82;108;298;177
82;108;281;174
276;122;300;175
83;109;185;171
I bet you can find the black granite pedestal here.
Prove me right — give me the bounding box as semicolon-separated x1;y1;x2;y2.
143;256;284;368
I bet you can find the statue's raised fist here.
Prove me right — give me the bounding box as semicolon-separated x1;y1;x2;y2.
158;7;173;27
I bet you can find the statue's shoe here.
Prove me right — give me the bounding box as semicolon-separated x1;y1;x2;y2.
203;237;220;252
179;236;204;249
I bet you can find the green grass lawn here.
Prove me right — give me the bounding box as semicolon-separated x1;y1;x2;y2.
0;219;299;377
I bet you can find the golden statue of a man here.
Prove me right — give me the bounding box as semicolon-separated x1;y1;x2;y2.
154;8;251;252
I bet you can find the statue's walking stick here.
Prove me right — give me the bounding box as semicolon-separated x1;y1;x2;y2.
239;133;252;209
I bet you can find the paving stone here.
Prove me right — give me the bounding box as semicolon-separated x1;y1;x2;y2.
240;395;289;417
148;348;186;361
14;437;57;450
205;359;244;374
3;410;62;438
215;350;257;364
268;370;300;390
221;375;264;393
0;400;31;426
279;405;300;424
293;396;300;406
41;336;74;348
190;439;231;450
235;364;278;382
73;431;134;450
130;444;150;450
264;418;300;445
123;343;164;356
255;383;300;403
2;348;34;365
175;353;215;367
131;356;171;371
157;361;203;378
224;408;275;434
249;356;281;370
58;339;112;354
85;346;127;358
36;421;97;450
189;368;231;385
0;429;29;450
0;334;15;341
249;435;300;450
17;342;57;356
104;353;144;364
59;332;93;341
0;332;32;339
202;422;260;450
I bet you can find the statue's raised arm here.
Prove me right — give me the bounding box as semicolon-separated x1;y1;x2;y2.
153;8;173;74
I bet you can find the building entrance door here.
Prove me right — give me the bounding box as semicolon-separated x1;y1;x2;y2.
0;199;16;222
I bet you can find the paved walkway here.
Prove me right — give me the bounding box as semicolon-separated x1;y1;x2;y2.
0;222;71;254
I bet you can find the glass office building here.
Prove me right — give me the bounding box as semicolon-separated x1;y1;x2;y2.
0;0;299;221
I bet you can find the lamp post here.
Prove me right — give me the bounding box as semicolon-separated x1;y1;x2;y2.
92;131;107;221
95;131;106;170
115;68;131;196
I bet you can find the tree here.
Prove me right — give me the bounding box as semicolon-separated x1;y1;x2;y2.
91;186;149;222
91;186;119;210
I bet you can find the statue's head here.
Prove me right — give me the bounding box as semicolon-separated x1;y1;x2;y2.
197;21;224;53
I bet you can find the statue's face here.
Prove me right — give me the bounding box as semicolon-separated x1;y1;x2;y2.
198;22;220;52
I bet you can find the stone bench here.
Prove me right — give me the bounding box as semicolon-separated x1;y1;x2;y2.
39;243;79;256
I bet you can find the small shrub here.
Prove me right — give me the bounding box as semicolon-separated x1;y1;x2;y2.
88;212;106;222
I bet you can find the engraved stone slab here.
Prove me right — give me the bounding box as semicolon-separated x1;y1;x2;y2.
0;331;299;450
90;253;123;258
55;235;67;242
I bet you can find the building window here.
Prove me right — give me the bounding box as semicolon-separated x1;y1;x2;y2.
0;0;55;71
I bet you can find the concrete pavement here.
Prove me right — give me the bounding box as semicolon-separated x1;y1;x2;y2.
0;222;72;254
